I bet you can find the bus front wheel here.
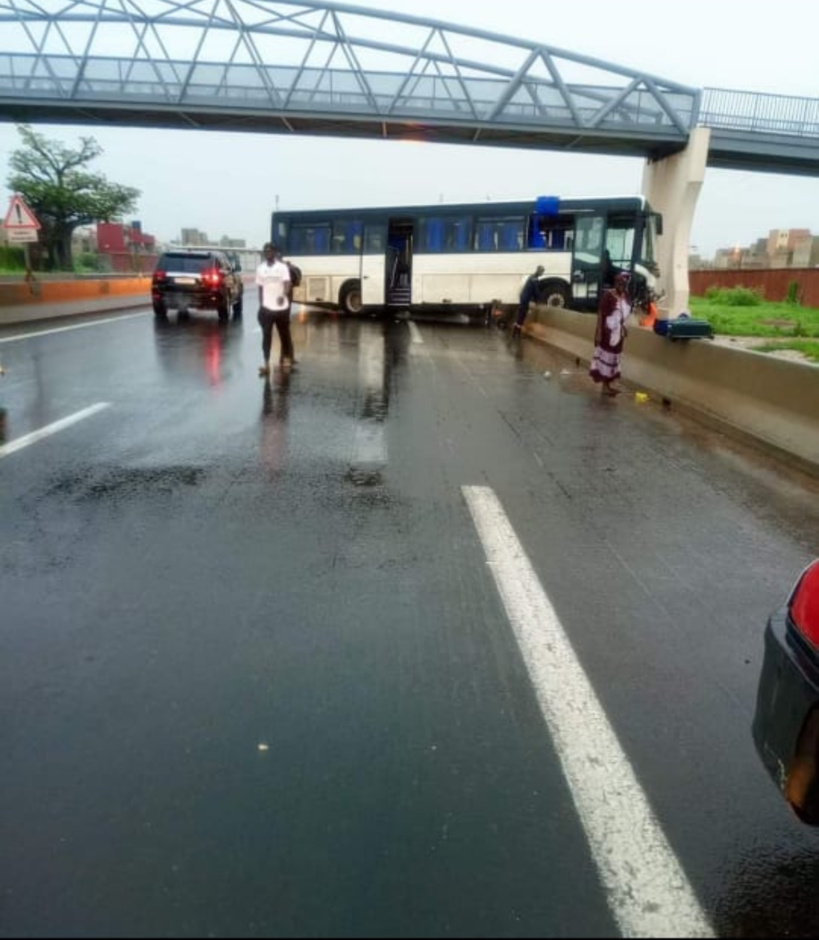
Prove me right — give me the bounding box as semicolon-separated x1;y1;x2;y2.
539;281;571;308
340;283;363;316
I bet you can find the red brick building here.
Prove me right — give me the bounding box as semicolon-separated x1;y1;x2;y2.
97;221;158;273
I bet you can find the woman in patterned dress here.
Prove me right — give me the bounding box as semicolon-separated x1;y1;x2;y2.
590;271;632;397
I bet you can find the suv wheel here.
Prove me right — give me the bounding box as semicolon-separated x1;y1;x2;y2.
217;295;230;323
153;299;168;319
232;293;243;319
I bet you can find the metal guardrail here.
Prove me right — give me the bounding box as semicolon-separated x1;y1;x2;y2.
701;88;819;139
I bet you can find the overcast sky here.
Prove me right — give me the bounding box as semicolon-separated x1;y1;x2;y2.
0;0;817;257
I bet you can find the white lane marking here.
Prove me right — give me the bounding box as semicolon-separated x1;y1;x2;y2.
407;321;424;344
462;485;714;940
0;311;148;344
0;403;111;460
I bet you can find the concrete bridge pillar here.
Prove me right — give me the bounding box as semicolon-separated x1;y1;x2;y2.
642;127;711;319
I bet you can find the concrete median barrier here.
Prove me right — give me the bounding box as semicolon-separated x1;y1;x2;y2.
0;276;151;326
528;306;819;474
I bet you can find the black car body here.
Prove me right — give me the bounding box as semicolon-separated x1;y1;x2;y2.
152;249;243;322
753;560;819;823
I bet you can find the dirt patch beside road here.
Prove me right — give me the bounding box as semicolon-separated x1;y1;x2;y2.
712;335;817;366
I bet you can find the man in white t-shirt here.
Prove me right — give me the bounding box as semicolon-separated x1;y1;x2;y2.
256;242;293;376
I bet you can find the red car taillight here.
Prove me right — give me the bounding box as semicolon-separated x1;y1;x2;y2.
202;267;223;288
790;561;819;648
153;270;165;283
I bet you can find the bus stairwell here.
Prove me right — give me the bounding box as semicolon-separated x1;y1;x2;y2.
387;223;413;308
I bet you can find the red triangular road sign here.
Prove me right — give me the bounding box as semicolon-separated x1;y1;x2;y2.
3;195;40;230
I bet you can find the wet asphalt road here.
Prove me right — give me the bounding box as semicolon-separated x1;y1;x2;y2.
2;306;819;938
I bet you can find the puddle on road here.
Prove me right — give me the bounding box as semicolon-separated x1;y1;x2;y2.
45;465;208;502
346;466;384;489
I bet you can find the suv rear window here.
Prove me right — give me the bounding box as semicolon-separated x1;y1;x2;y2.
157;253;214;273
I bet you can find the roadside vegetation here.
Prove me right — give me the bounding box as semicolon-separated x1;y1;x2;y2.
5;124;139;271
0;245;114;276
689;287;819;362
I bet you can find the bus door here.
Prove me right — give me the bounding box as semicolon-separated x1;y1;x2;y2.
571;214;606;312
361;223;387;307
386;219;413;308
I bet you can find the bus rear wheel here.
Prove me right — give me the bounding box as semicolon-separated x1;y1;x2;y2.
340;283;363;316
539;281;570;308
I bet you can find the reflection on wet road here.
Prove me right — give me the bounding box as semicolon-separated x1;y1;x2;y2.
1;305;819;937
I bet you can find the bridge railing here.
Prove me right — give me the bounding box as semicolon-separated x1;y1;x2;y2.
701;88;819;138
0;52;697;138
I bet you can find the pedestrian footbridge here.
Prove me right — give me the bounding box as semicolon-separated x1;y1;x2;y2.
1;0;818;312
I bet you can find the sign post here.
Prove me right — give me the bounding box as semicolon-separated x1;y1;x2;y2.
2;195;41;289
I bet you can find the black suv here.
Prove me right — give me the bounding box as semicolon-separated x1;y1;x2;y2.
151;249;243;322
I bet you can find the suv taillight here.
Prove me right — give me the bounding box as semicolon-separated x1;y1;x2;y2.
790;561;819;648
202;267;223;287
153;270;165;282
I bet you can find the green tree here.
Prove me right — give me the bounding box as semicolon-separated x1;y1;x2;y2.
6;124;140;270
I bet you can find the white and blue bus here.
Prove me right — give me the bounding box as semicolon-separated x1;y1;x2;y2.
271;195;662;317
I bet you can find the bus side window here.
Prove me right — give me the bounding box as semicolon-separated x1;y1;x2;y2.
500;219;523;251
449;217;471;252
292;224;331;255
332;222;344;254
290;225;306;253
423;219;445;252
528;215;546;249
333;220;363;253
364;226;386;253
476;217;524;252
475;221;495;251
273;219;289;250
314;226;330;254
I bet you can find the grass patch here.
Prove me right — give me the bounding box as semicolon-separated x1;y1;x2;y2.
689;297;819;339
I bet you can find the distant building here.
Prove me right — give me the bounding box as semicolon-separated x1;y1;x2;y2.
97;220;158;273
177;229;246;249
714;247;744;270
97;220;156;254
180;227;209;246
792;235;819;268
767;228;811;260
709;228;816;270
220;235;246;249
71;225;96;255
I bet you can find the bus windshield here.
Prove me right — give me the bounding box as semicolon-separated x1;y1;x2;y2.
605;216;636;269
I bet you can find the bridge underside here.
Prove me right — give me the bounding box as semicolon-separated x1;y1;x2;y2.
0;99;688;161
707;129;819;177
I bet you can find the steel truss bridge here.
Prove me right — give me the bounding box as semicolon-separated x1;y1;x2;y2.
0;0;817;175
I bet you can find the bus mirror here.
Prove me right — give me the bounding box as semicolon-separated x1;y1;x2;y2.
654;214;664;236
